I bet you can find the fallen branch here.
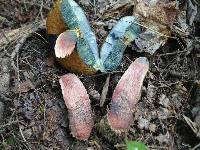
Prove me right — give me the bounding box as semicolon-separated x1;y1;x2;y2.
10;21;45;73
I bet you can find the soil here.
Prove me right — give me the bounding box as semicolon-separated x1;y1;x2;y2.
0;0;200;150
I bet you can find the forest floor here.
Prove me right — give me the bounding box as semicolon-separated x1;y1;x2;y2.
0;0;200;149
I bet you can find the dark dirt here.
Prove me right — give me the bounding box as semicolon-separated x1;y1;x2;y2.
0;0;200;150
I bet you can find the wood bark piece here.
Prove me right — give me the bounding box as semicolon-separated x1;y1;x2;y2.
59;74;94;140
107;57;149;132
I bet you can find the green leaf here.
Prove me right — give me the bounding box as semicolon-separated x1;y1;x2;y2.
126;141;148;150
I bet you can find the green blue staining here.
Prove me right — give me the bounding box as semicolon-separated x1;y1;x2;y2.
60;0;100;68
124;22;141;43
60;1;141;72
77;38;95;66
100;16;141;72
102;40;126;71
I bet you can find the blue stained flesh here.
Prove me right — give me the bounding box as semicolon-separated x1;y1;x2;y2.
60;0;101;69
100;16;141;72
60;1;141;72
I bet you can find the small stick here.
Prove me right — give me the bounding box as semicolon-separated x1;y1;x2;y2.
191;143;200;150
100;75;110;107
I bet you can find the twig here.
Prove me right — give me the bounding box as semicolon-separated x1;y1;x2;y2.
11;37;26;71
19;1;50;10
148;146;168;149
157;50;188;56
0;120;19;128
19;127;27;142
93;0;97;15
39;0;44;20
100;75;110;107
10;21;45;72
133;21;176;39
191;143;200;150
80;70;124;78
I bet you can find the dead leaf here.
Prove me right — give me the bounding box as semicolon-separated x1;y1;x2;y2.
137;117;150;130
46;56;55;67
149;123;156;132
133;0;178;54
100;75;110;107
155;133;171;144
159;94;170;108
134;1;178;26
13;80;35;93
88;88;101;100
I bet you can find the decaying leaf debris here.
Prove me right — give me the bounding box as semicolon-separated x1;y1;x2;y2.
133;0;178;54
2;0;200;148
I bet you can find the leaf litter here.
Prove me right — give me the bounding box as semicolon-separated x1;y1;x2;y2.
0;0;200;149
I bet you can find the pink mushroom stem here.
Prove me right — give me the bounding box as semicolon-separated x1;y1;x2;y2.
59;73;94;140
107;57;149;131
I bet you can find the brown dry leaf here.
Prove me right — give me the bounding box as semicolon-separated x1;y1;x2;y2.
135;22;170;54
43;107;61;140
98;0;133;14
133;0;178;54
46;56;55;67
13;80;35;93
134;1;178;26
0;21;45;49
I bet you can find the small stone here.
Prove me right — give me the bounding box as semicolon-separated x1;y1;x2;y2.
88;88;101;100
137;117;150;130
159;94;170;108
157;108;171;119
147;83;157;100
23;128;33;139
149;123;156;132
